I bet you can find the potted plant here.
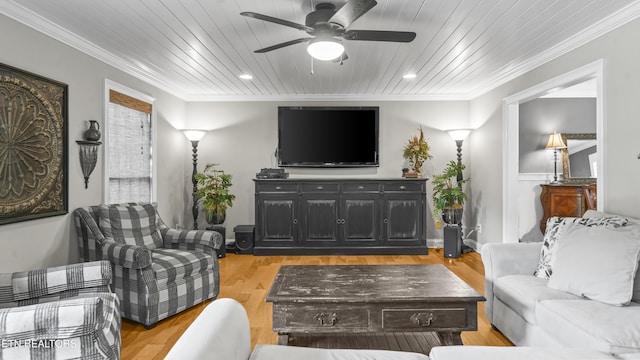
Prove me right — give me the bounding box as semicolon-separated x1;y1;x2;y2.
195;164;236;224
431;160;467;224
403;127;433;177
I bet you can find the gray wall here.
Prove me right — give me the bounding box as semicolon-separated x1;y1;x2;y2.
0;14;189;271
185;100;471;242
3;12;640;270
469;17;640;246
519;98;596;173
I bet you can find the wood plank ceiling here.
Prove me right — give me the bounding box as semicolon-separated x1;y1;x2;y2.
3;0;639;101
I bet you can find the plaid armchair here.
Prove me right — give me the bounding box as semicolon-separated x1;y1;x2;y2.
73;203;222;328
0;260;120;359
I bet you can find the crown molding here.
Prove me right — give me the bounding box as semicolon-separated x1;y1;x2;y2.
181;93;470;102
469;1;640;99
0;1;191;100
2;0;639;102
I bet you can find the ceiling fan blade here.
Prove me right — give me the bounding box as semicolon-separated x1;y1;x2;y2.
240;11;313;32
329;0;377;28
254;38;313;53
343;30;416;42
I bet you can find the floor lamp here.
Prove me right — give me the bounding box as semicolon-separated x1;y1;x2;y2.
182;129;208;230
545;132;566;184
448;129;471;187
446;129;472;256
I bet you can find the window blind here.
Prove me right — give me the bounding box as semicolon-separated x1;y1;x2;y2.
107;90;153;203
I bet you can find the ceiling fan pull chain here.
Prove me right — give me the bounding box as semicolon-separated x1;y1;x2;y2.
311;56;314;75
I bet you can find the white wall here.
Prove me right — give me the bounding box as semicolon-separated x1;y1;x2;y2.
470;17;640;246
0;14;188;271
185;100;471;241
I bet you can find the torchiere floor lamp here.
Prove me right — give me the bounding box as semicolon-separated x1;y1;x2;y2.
182;129;208;230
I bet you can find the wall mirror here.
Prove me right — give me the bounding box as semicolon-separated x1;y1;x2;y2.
561;133;597;183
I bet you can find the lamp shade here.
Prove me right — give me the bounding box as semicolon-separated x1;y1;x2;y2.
182;129;208;142
447;129;471;141
307;38;344;61
545;132;567;149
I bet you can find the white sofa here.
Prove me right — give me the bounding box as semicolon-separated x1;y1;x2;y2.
166;298;637;360
482;210;640;354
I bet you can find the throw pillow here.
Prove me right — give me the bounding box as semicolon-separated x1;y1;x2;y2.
547;223;640;306
98;203;163;249
534;216;629;279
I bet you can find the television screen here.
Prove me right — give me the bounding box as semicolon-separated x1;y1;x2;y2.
278;106;379;167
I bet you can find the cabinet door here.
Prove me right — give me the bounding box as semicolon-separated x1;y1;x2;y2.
341;194;379;246
256;194;298;246
301;194;340;246
382;194;424;245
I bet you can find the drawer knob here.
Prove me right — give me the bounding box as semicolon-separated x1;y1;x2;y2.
313;312;338;326
410;312;434;327
399;185;406;190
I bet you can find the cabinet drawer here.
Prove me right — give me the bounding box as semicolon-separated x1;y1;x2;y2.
382;308;467;329
257;183;298;193
282;306;370;329
382;182;423;192
301;183;339;193
343;183;380;192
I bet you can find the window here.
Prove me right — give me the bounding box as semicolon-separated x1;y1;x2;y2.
105;82;156;203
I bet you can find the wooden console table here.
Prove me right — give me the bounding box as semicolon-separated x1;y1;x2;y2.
267;265;485;355
540;184;588;233
253;178;428;255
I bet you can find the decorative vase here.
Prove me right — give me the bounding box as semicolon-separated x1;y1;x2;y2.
205;209;226;225
84;120;101;141
442;207;463;225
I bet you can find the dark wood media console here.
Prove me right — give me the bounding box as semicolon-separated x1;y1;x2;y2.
253;178;428;255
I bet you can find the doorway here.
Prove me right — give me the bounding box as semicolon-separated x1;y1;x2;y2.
501;60;604;243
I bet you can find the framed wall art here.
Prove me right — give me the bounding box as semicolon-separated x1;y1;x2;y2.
0;63;68;225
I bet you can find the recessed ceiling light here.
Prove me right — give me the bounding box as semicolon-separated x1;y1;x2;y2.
239;74;253;80
403;73;417;79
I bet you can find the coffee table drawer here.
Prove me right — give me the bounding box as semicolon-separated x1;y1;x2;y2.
382;308;467;329
280;306;370;330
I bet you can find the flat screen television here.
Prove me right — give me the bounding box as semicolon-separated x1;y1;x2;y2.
278;106;379;167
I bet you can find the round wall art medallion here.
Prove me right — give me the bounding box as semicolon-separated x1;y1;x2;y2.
0;64;68;225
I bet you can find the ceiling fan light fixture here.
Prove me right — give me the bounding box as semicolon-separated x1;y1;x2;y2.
307;38;344;61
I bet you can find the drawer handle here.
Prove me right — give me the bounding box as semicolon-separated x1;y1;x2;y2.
336;219;345;224
317;186;324;190
275;186;282;190
357;186;364;189
314;312;338;326
399;185;406;190
410;313;434;327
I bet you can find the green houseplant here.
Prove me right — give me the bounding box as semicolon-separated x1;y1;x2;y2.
403;127;433;177
431;160;467;224
195;164;236;224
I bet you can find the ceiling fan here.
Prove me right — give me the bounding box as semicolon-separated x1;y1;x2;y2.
240;0;416;63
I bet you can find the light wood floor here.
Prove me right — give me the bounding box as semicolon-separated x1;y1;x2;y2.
121;249;513;359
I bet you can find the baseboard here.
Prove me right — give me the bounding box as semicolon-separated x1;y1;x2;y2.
428;238;482;253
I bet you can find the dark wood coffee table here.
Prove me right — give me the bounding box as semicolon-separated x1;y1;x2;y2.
266;264;485;354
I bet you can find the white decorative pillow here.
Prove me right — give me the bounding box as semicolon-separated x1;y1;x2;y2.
547;223;640;306
534;216;629;279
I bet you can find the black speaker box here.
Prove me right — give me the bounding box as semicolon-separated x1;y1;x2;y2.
233;225;255;254
444;225;462;258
